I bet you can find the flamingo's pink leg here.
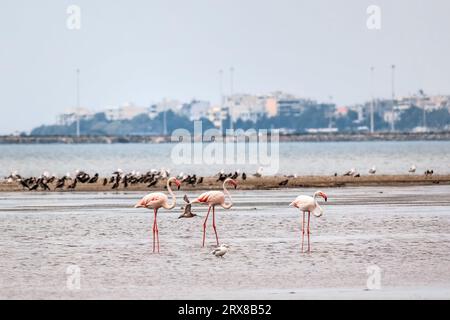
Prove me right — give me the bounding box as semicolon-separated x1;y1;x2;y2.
155;209;160;253
202;206;212;247
152;208;157;253
212;206;219;246
307;211;311;253
301;211;305;253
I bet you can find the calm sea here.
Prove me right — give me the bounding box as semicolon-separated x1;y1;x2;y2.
1;141;449;177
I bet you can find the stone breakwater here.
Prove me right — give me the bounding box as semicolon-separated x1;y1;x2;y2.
1;131;450;144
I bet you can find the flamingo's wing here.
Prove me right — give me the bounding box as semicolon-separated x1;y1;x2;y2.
141;193;166;208
194;192;212;203
291;195;315;211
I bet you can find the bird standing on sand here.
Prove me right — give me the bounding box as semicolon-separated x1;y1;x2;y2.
289;190;328;253
67;179;77;190
189;178;237;247
253;167;263;178
179;195;197;219
134;177;181;253
211;244;230;258
343;168;356;176
88;173;99;183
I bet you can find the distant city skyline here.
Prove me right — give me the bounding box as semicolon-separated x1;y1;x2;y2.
1;0;450;134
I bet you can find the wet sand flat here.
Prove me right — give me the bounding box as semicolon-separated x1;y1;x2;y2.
1;185;450;299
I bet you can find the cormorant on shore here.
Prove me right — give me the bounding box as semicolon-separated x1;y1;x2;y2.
217;173;227;182
68;179;77;190
55;177;66;190
112;180;120;189
88;173;99;183
147;179;158;188
39;179;50;191
18;179;30;190
29;183;39;191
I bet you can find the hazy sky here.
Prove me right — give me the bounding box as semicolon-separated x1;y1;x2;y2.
1;0;450;133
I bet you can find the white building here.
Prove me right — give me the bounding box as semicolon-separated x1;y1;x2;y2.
207;106;228;128
180;100;211;121
57;107;93;125
225;94;268;123
147;99;184;119
104;102;147;121
265;91;297;117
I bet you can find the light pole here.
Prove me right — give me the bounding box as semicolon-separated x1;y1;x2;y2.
163;98;167;136
391;64;396;132
76;68;80;137
420;90;427;129
229;67;234;130
370;66;375;133
219;69;224;131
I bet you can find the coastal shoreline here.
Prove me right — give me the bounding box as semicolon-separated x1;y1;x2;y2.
2;131;450;144
1;174;448;192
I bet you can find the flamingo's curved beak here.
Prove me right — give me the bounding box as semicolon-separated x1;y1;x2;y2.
231;179;238;189
175;179;181;190
321;192;328;202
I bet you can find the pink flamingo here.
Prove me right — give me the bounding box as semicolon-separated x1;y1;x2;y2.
190;178;237;247
289;190;328;253
134;177;181;253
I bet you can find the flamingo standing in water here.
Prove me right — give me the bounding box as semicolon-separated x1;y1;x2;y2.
189;178;237;247
289;190;328;253
134;177;181;253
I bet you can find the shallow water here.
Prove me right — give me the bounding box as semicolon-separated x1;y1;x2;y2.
1;141;450;177
1;185;450;299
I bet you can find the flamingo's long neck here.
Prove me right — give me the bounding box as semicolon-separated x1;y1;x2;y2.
221;180;233;209
313;193;323;216
164;178;176;210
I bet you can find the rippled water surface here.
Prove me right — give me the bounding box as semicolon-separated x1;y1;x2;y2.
1;185;450;299
1;141;450;177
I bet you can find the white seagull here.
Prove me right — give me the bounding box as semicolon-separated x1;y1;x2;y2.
369;166;376;174
253;167;264;178
343;168;356;176
211;244;230;258
409;165;416;173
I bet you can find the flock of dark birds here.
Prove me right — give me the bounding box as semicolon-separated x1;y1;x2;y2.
3;165;437;192
4;169;253;192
